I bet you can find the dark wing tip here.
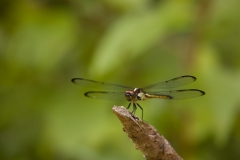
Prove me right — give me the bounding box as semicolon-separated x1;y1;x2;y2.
190;89;205;96
71;78;77;84
84;91;108;98
182;75;197;81
169;75;197;83
71;78;85;84
71;78;75;82
199;90;206;96
84;91;91;98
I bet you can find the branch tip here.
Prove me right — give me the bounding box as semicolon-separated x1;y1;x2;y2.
112;105;182;160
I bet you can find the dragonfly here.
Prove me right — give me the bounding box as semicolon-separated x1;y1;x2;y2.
71;75;205;119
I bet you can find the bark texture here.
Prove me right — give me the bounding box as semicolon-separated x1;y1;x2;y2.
112;106;183;160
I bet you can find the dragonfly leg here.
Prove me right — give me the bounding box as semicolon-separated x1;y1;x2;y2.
132;103;137;114
127;103;131;109
136;103;143;120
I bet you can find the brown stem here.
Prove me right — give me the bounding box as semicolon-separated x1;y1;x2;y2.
112;106;183;160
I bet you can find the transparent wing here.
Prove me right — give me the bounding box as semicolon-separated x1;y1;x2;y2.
84;91;126;101
147;89;205;100
72;78;133;91
142;75;197;91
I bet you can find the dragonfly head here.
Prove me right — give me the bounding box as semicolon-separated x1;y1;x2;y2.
125;90;135;101
125;88;144;102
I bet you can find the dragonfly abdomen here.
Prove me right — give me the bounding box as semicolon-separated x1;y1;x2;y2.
145;94;172;99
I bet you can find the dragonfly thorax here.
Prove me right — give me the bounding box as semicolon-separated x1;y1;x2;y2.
125;88;146;102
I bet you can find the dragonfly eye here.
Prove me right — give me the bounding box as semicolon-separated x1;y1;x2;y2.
125;92;131;97
125;91;134;101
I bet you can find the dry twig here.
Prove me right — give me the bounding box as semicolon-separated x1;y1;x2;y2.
112;106;183;160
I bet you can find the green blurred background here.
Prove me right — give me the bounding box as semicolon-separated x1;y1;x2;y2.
1;0;240;160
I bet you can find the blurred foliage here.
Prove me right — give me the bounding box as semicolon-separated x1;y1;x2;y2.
1;0;240;160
